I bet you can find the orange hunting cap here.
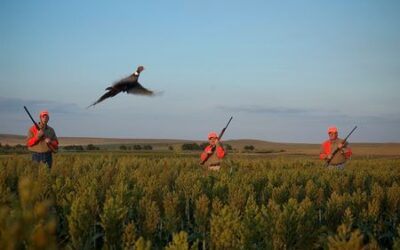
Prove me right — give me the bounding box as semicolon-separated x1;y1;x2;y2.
328;126;338;134
208;132;218;139
40;110;49;117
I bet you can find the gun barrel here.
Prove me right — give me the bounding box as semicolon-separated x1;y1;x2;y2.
24;106;40;130
218;116;233;139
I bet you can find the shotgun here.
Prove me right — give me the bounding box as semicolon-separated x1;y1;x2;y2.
200;116;233;165
325;126;357;167
24;106;57;153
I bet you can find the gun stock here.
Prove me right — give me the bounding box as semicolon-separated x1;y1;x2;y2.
200;116;233;165
24;106;57;153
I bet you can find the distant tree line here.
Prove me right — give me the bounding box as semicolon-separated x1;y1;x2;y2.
63;145;85;151
63;144;100;151
119;145;153;151
244;145;255;151
1;142;284;154
0;143;104;153
180;143;287;154
181;143;233;151
64;144;156;152
0;143;28;154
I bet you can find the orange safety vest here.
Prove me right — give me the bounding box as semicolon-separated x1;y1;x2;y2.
320;139;352;161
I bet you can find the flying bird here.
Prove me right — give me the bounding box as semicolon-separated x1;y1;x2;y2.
87;66;155;108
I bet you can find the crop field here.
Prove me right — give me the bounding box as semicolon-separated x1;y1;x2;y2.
1;152;400;249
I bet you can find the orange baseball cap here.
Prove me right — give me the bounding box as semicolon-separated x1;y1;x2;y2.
208;132;218;139
40;110;49;117
328;126;338;133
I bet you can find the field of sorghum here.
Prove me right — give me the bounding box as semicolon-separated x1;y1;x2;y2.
1;153;400;249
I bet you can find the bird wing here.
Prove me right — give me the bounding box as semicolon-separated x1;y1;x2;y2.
127;82;154;96
87;87;121;108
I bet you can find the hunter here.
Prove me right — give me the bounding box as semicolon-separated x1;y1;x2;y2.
320;126;352;169
26;110;59;168
200;132;226;171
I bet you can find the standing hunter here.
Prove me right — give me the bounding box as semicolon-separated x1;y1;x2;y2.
26;110;59;168
200;132;226;171
320;126;352;169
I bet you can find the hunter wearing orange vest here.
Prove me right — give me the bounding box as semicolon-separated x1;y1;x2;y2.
26;110;59;168
200;132;226;171
320;126;352;169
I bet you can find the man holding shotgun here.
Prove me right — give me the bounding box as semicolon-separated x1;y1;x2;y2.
26;109;58;168
320;126;354;169
200;117;232;171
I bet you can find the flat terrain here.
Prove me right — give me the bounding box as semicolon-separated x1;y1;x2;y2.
2;134;399;157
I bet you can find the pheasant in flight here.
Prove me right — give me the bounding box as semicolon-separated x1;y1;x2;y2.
88;66;155;108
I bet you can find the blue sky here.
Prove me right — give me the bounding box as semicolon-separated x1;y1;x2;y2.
1;0;399;143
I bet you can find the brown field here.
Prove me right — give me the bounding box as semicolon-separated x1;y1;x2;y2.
1;134;399;157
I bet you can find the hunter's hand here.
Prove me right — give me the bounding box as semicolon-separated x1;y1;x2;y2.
206;144;217;154
338;143;344;149
45;138;51;144
37;130;44;139
327;154;332;160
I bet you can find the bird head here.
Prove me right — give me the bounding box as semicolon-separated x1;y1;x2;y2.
137;66;144;73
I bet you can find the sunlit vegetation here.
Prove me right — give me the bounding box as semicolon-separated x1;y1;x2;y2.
0;153;400;249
